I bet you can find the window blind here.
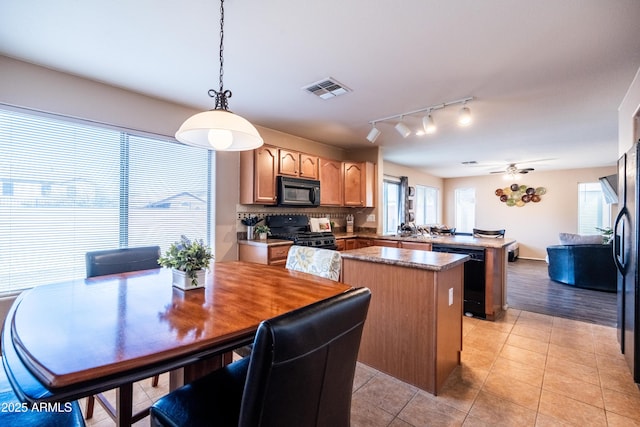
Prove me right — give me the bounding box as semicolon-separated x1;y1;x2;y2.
0;107;213;294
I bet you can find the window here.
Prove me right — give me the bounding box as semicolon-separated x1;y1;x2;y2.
414;185;438;225
578;182;611;234
0;107;214;294
382;178;401;234
454;188;475;233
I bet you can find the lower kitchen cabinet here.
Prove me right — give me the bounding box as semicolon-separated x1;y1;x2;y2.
238;241;292;266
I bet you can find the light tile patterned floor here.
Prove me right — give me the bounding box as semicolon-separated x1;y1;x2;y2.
82;309;640;427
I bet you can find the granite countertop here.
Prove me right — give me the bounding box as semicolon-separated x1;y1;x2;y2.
340;246;469;271
334;232;515;249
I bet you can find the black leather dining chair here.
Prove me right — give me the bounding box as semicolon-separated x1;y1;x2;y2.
150;287;371;427
472;228;505;238
1;359;86;426
84;246;161;420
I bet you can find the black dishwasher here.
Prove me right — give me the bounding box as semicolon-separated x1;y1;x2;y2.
431;244;486;318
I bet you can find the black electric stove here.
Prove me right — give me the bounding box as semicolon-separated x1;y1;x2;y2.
266;215;337;250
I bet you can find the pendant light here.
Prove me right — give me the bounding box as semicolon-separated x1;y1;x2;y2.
175;0;263;151
457;101;472;126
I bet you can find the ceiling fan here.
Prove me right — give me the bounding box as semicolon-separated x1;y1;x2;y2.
490;163;535;175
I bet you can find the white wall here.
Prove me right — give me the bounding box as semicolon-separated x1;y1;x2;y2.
443;167;616;259
619;66;640;155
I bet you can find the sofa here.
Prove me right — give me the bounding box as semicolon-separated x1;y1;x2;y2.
546;241;616;292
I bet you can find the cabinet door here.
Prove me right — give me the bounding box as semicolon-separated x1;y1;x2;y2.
343;162;364;206
345;239;357;250
299;154;319;179
279;149;299;176
254;146;278;204
335;239;346;251
371;239;400;248
401;241;432;251
319;159;343;206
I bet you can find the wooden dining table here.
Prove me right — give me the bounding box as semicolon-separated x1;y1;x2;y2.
1;261;351;426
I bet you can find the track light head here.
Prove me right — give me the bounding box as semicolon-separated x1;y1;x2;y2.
366;125;381;143
395;121;411;138
422;114;436;134
458;104;472;126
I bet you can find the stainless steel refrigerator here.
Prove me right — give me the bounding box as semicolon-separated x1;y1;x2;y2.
614;140;640;382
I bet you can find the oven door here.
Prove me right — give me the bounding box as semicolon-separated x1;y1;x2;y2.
277;176;320;207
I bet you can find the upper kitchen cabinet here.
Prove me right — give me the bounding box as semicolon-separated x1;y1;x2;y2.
278;150;319;180
240;145;278;205
343;161;375;207
319;158;343;206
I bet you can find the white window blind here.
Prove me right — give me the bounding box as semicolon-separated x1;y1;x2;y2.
0;107;213;294
454;187;475;233
578;182;611;234
415;185;438;225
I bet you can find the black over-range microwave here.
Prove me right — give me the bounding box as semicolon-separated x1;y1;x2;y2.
276;176;321;207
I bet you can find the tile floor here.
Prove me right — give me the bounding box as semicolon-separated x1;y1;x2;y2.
81;308;640;427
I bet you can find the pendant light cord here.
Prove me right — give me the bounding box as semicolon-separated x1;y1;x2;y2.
208;0;232;111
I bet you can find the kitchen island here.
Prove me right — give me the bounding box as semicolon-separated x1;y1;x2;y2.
336;233;515;320
340;246;468;395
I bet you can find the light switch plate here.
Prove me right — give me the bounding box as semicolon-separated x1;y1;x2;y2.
448;288;453;306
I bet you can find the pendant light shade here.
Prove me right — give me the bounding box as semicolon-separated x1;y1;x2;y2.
176;110;263;151
176;0;263;151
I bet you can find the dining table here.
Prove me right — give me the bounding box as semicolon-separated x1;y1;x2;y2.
1;261;352;426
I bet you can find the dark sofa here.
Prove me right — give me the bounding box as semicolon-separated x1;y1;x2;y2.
546;244;616;292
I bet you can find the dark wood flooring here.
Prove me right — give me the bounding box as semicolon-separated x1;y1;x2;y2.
507;258;617;327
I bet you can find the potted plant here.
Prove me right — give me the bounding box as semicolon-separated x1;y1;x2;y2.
158;235;213;290
254;224;270;240
596;227;613;244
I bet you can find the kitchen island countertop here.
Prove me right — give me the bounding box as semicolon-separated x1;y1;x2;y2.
340;246;468;271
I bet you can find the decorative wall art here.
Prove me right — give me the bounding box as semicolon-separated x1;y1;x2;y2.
495;183;546;207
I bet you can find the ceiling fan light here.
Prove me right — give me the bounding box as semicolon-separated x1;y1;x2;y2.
366;126;381;143
422;114;436;134
395;121;411;138
458;106;472;126
176;110;263;151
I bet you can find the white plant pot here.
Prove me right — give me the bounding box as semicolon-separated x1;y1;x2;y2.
172;268;206;290
258;233;267;240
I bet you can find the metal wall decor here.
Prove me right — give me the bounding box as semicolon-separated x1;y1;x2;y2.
495;183;546;207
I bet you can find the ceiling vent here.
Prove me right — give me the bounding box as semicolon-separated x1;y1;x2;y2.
302;77;352;99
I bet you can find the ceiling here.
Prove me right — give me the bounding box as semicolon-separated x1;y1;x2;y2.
2;0;640;177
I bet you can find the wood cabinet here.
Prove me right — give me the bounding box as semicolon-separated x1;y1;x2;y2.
343;161;375;207
319;158;343;206
279;150;319;179
238;241;292;266
241;146;374;207
336;238;358;251
240;145;278;205
299;154;319;179
400;241;432;251
371;239;400;248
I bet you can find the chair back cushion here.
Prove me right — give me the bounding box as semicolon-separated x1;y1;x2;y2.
85;246;161;278
240;287;371;427
285;246;342;281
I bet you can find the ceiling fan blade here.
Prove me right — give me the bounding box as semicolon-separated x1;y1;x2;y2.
490;171;504;174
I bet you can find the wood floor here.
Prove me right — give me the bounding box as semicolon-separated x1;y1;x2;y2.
507;258;617;327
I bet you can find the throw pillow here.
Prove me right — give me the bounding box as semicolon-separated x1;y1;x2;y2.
558;232;603;245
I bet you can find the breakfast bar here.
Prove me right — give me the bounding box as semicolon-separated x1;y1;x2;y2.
340;246;468;395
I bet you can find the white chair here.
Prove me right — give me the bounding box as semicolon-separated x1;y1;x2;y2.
285;245;342;281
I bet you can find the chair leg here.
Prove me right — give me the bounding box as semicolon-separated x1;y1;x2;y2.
152;374;159;387
85;395;95;419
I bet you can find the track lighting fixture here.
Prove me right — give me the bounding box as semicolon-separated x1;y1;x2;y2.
422;113;436;134
395;119;411;138
458;102;472;126
366;124;381;143
365;96;473;143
